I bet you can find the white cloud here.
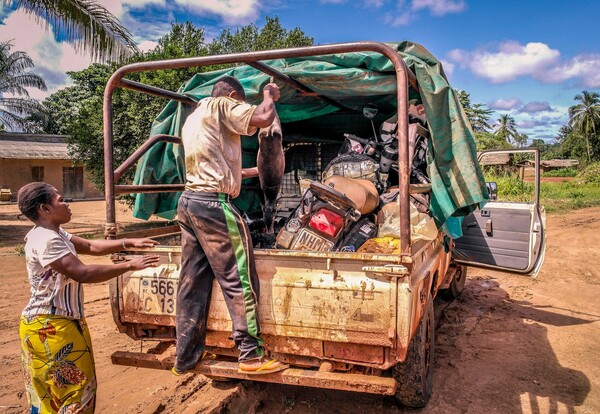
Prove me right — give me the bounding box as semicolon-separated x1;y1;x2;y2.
365;0;385;7
123;0;166;7
440;59;454;77
488;98;522;111
411;0;466;16
174;0;259;24
447;41;561;83
0;10;93;99
447;41;600;88
384;10;413;26
519;101;552;114
97;0;166;17
543;54;600;88
137;40;159;52
0;0;266;100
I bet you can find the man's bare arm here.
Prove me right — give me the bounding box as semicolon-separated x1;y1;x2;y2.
250;83;280;128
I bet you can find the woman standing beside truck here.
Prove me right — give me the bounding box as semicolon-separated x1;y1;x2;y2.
16;182;160;414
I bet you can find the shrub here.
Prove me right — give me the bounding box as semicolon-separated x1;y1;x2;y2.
575;162;600;185
542;167;578;177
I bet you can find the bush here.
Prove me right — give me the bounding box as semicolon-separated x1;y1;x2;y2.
575;162;600;185
540;180;600;213
542;167;578;177
487;174;534;203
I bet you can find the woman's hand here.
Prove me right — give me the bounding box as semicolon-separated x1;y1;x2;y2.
128;254;161;271
127;238;159;248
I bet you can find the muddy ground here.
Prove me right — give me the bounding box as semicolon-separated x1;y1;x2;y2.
0;200;598;413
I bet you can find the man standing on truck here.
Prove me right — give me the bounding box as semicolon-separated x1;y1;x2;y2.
173;75;288;375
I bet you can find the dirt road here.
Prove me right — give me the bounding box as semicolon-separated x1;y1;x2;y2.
1;201;598;413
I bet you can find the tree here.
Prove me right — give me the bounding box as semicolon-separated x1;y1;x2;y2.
494;114;519;145
568;90;600;162
457;90;492;133
5;0;138;61
550;124;588;161
530;138;548;154
473;131;512;151
514;132;528;148
0;40;46;130
209;16;313;56
39;18;314;191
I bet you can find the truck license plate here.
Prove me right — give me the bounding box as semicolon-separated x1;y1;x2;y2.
292;229;334;251
138;277;178;315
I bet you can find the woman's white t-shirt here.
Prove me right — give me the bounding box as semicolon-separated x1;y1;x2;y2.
22;226;84;320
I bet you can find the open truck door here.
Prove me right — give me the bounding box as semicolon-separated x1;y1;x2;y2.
453;149;546;276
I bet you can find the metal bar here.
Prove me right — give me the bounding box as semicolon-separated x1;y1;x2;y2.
534;148;540;206
111;351;397;396
246;61;352;111
117;225;181;240
393;59;411;255
114;134;182;182
119;79;197;106
115;184;184;194
104;42;414;246
104;81;116;238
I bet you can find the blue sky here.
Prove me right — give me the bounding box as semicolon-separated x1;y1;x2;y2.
1;0;599;142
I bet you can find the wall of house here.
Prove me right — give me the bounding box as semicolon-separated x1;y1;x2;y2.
83;171;103;199
0;158;103;201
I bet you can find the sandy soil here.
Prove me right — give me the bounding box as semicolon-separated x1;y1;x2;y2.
0;201;598;413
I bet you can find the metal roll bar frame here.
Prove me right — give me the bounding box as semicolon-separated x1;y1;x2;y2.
103;41;417;254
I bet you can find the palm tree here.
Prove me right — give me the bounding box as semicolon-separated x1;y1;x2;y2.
568;90;600;162
513;132;528;148
494;114;518;145
456;90;492;132
0;40;47;130
7;0;138;61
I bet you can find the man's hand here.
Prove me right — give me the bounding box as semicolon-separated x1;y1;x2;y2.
263;82;280;102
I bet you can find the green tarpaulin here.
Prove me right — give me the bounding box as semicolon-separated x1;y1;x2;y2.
131;41;488;238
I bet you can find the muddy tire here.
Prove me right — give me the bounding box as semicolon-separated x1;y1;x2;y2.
393;298;434;408
440;265;467;299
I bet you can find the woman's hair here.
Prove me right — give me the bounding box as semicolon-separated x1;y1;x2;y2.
17;182;56;221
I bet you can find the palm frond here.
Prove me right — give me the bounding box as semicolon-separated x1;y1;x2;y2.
0;73;47;94
12;0;139;62
0;96;45;114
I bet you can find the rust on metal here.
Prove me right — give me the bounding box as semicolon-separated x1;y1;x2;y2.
323;340;384;364
111;351;397;395
115;224;181;240
115;184;185;194
103;41;414;250
246;61;354;112
119;79;197;106
114;134;182;181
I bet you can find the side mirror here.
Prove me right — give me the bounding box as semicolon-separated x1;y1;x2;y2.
486;182;497;201
362;103;378;119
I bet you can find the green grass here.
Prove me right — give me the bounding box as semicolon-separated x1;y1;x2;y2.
492;175;535;203
542;167;578;177
540;181;600;213
486;170;600;213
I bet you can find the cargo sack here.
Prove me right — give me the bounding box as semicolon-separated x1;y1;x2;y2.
323;175;379;215
322;152;379;184
377;200;438;243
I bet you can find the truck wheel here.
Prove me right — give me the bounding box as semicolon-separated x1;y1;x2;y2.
393;298;434;408
440;265;467;299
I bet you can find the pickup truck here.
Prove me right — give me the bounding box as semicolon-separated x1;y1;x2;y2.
102;41;546;407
